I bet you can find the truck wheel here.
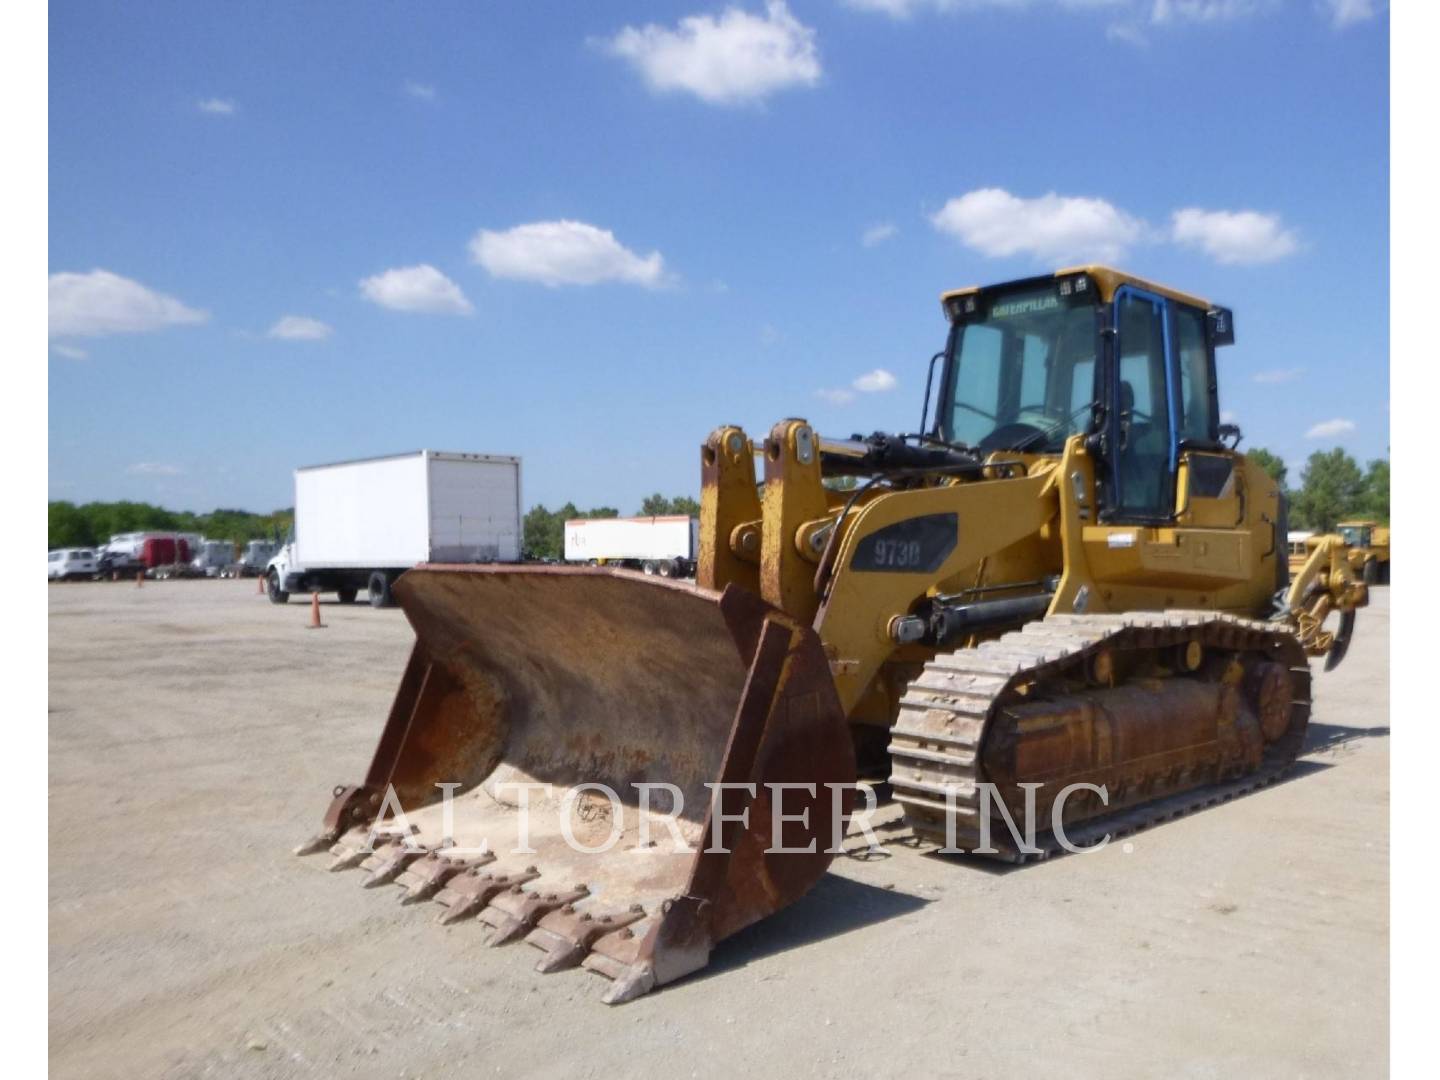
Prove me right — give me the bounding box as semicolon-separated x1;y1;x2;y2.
267;571;290;604
337;587;358;604
368;572;393;608
1363;558;1378;585
657;559;675;578
642;561;657;576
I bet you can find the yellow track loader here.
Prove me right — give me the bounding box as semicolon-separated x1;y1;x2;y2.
296;266;1366;1003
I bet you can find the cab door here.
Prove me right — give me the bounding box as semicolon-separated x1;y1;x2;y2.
1104;285;1178;523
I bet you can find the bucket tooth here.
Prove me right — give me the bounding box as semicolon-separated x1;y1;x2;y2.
477;884;590;947
328;825;415;874
326;836;372;873
582;922;660;1004
526;903;648;974
395;850;495;905
296;783;373;857
359;838;430;889
434;867;540;926
601;964;659;1006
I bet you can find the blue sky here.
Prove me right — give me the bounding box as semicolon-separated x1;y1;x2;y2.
48;0;1389;514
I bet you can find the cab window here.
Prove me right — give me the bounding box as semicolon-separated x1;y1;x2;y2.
1174;305;1216;444
1114;291;1174;517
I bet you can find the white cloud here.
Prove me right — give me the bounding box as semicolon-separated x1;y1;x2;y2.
403;81;437;101
846;0;1129;16
853;368;898;392
196;98;236;115
1151;0;1275;22
849;0;1348;29
1220;409;1239;424
1306;418;1356;439
843;0;938;15
1171;207;1298;264
470;220;667;288
1252;367;1304;384
930;187;1145;263
818;367;899;405
601;1;820;106
1106;21;1150;45
127;462;183;476
49;270;209;338
268;315;333;341
359;265;473;315
861;222;898;247
51;344;88;360
1323;0;1384;28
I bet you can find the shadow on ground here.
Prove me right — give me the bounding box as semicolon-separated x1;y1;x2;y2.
700;873;928;980
844;758;1339;879
1304;722;1390;754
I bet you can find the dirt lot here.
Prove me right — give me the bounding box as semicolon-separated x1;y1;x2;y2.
50;580;1388;1079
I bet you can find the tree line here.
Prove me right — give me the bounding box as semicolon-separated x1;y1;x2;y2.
1247;447;1389;532
48;500;293;550
50;453;1385;557
49;493;704;556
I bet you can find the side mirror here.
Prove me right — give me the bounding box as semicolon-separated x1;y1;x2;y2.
1218;422;1242;449
1207;307;1236;347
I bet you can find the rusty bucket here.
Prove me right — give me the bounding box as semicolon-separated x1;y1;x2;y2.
297;565;856;1003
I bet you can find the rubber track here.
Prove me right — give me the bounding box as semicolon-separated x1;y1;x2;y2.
886;610;1312;864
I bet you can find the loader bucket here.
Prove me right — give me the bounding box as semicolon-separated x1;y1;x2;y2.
297;565;856;1003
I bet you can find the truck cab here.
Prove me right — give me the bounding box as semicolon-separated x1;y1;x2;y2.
1336;519;1390;584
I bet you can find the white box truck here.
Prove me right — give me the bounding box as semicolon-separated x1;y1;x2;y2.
563;515;697;578
266;450;522;607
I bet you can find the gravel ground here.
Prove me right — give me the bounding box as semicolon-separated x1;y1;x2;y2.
49;579;1388;1079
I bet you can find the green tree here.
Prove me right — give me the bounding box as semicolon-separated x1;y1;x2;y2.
1359;458;1389;523
1291;448;1366;532
48;501;92;547
1246;447;1288;490
638;494;700;516
48;500;294;550
521;502;620;560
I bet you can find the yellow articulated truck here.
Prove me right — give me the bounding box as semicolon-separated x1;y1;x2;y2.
296;266;1367;1003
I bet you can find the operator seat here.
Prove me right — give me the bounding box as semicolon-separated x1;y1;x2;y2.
1118;379;1169;513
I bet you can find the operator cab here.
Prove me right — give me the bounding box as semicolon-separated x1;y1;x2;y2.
935;266;1236;524
1338;522;1373;548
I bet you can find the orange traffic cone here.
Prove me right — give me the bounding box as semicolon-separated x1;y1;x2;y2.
135;571;144;588
307;591;325;630
256;574;265;596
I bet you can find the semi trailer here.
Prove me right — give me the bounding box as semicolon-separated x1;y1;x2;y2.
95;533;192;578
265;450;522;607
563;514;697;577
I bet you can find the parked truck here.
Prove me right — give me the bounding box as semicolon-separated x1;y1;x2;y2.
190;539;237;577
563;515;697;578
95;533;192;578
221;539;280;578
265;450;522;607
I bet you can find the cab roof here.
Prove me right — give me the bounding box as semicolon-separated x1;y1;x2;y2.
940;265;1213;314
